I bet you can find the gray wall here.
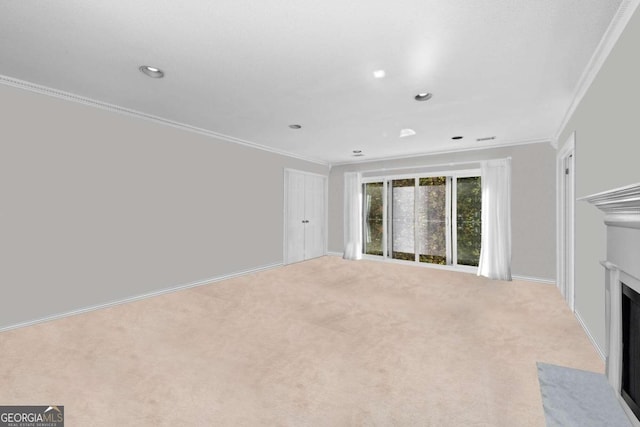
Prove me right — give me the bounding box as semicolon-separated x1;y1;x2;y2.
557;6;640;353
0;83;328;330
329;142;557;280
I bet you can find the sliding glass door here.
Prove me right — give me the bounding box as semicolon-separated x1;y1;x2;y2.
455;176;482;267
417;177;448;265
363;182;384;256
362;172;481;268
391;179;415;261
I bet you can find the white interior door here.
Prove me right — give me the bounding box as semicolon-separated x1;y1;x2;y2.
284;170;326;264
285;170;306;264
304;174;326;260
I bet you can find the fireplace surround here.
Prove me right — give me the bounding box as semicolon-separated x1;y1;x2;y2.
584;182;640;426
622;282;640;420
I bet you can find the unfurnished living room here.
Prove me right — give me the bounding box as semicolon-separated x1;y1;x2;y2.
2;1;640;426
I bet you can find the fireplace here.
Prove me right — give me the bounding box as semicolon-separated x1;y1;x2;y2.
584;182;640;427
622;282;640;420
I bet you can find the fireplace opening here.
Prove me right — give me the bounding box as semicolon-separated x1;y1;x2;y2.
622;282;640;421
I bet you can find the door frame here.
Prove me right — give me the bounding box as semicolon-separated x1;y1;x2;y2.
557;132;576;311
283;168;328;265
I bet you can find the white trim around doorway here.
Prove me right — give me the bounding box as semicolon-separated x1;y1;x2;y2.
557;132;576;311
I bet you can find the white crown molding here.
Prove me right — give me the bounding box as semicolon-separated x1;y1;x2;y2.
331;137;551;167
0;74;330;167
0;73;555;168
553;0;640;145
580;182;640;229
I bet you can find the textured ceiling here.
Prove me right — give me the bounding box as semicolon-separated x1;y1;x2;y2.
0;0;625;164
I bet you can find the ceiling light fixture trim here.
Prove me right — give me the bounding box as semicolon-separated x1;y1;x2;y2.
400;128;416;138
139;65;164;78
414;93;433;101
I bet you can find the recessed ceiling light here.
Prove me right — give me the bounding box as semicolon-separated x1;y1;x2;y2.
139;65;164;78
373;70;386;79
451;136;463;140
414;93;433;101
352;150;362;154
400;128;416;138
289;124;302;129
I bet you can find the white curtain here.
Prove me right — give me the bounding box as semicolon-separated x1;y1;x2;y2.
343;172;363;260
478;158;512;280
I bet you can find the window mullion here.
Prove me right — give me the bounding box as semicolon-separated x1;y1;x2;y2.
451;176;457;266
445;176;455;265
387;180;392;259
414;177;419;263
383;180;388;259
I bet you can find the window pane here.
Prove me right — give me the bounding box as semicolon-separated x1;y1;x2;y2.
391;179;415;260
363;182;384;256
417;177;447;265
457;176;482;266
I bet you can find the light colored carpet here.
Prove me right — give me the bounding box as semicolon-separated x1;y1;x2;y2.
537;362;631;426
0;256;603;426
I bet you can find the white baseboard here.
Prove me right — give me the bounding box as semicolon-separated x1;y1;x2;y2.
575;309;606;361
511;275;556;285
0;262;282;333
328;255;555;284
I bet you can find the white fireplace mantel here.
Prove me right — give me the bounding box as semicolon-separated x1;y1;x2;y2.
581;182;640;229
583;182;640;427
